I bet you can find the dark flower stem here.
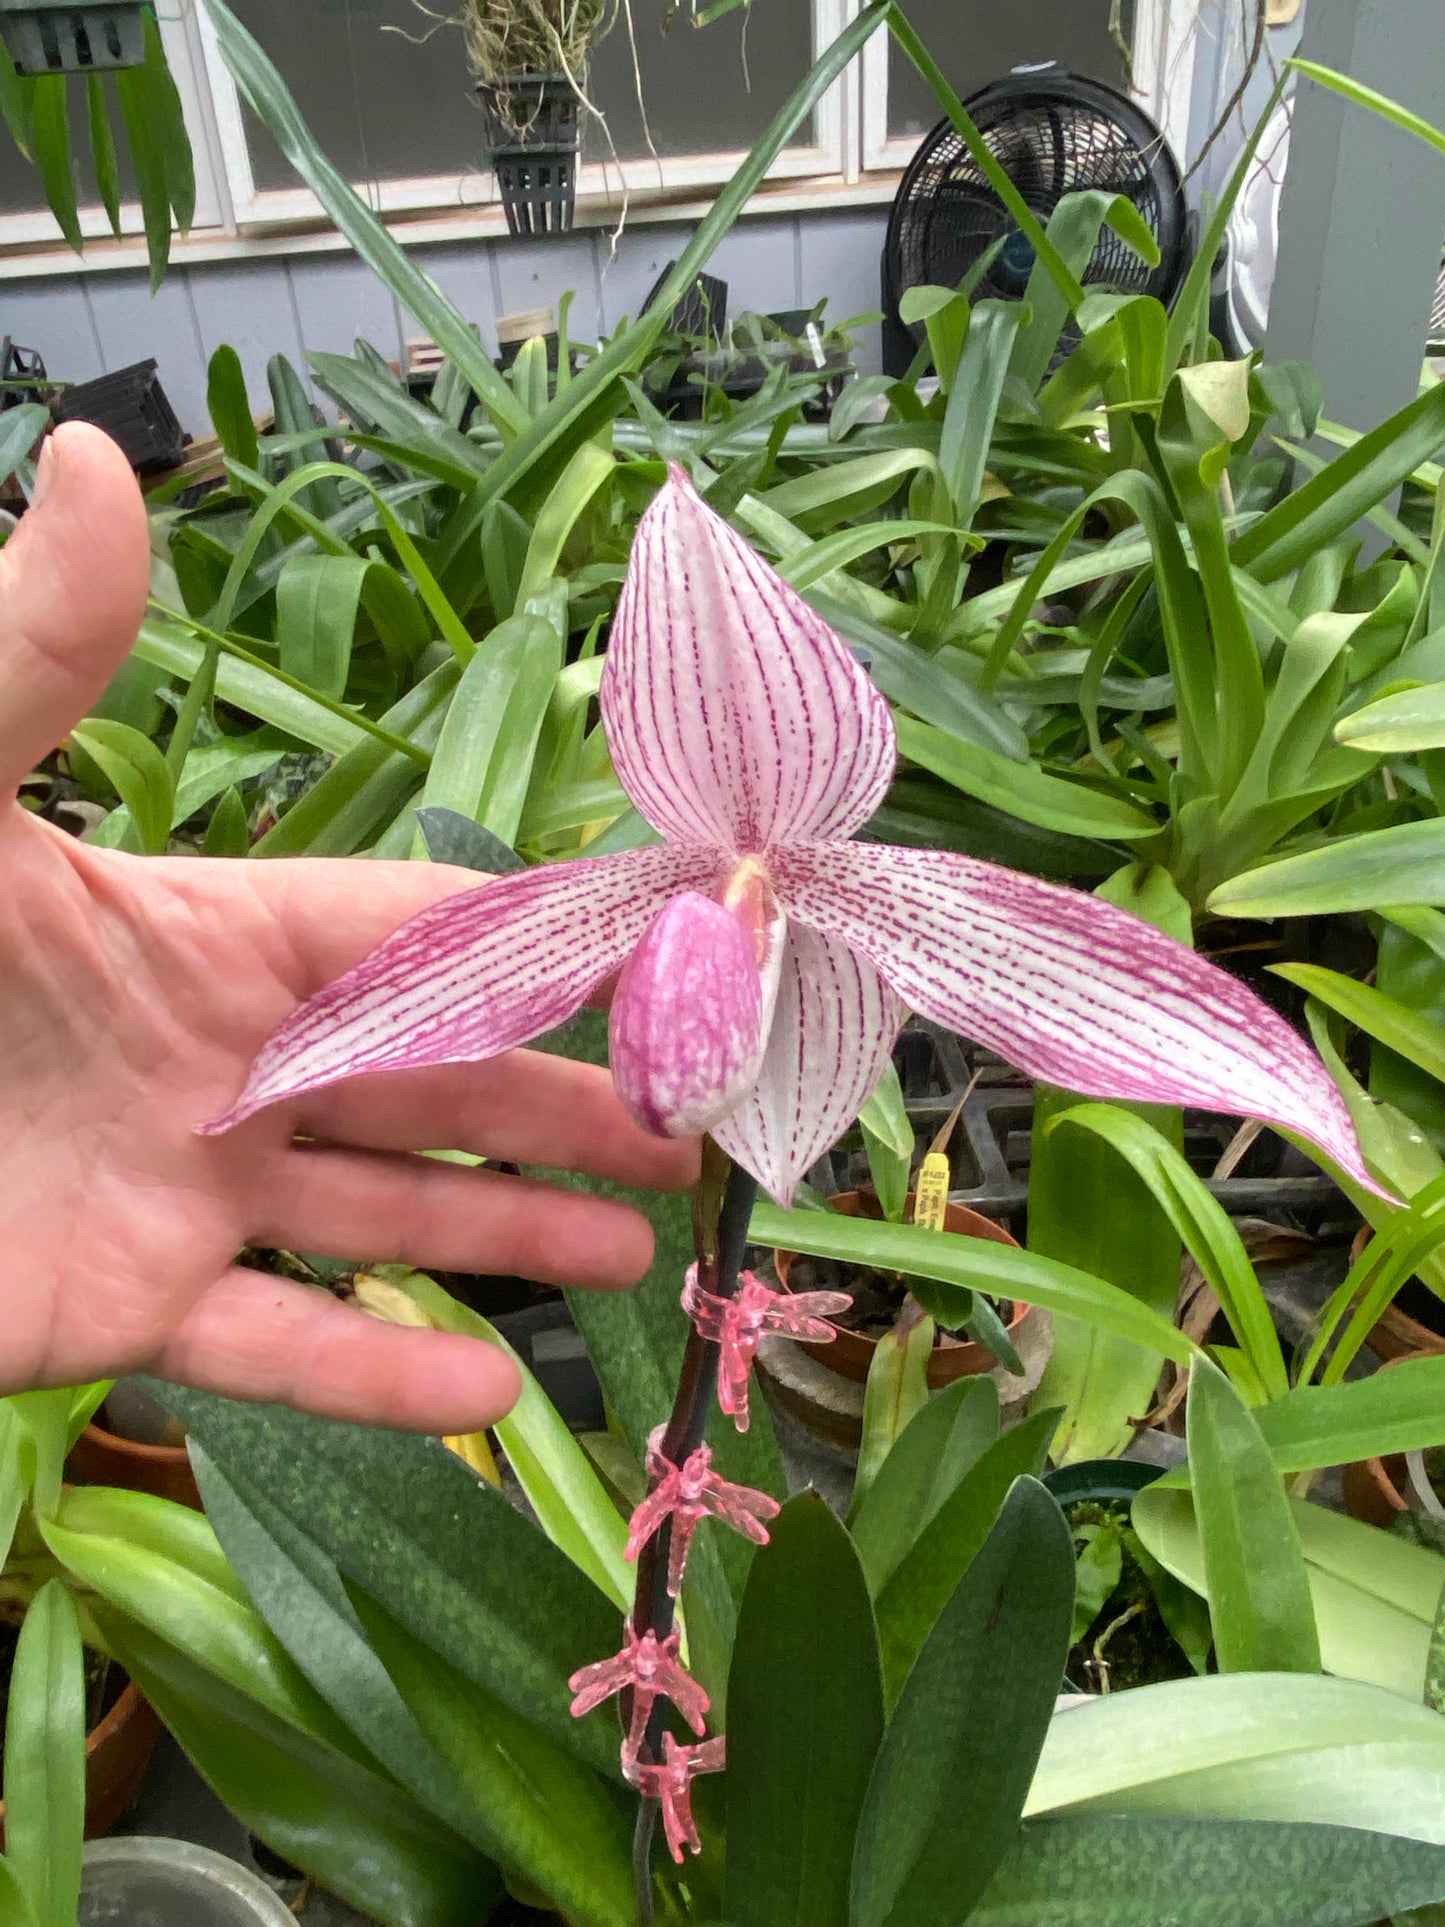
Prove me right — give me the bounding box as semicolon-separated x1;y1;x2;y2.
629;1140;758;1925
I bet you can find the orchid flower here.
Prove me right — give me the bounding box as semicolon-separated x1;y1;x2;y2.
623;1733;727;1863
208;465;1377;1209
681;1268;851;1432
567;1623;708;1754
625;1424;781;1596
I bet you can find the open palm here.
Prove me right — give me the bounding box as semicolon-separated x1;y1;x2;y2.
1;425;695;1433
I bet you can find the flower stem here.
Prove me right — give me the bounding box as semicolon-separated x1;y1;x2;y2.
629;1140;758;1923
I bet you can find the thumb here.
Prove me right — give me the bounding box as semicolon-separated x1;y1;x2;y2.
0;422;151;798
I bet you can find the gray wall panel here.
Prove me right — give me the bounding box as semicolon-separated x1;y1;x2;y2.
187;260;306;411
84;272;209;435
1;281;104;383
288;253;405;374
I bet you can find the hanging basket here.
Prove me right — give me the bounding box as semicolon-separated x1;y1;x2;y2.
0;0;146;76
478;71;580;238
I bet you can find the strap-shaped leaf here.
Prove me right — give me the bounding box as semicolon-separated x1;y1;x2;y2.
849;1375;1000;1593
95;1603;495;1927
69;718;175;856
725;1494;884;1927
1187;1358;1320;1675
973;1814;1445;1927
351;1587;635;1927
874;1408;1060;1703
850;1477;1074;1927
3;1580;85;1927
145;1381;624;1777
849;1312;954;1526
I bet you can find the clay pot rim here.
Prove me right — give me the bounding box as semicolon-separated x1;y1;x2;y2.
82;1417;190;1466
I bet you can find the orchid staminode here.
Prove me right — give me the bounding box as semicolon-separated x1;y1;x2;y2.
208;464;1377;1207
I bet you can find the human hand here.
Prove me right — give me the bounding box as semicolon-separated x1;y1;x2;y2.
1;425;698;1434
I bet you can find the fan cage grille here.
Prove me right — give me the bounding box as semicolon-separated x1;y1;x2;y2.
888;77;1186;361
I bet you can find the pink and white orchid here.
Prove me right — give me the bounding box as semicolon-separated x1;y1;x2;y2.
208;465;1376;1207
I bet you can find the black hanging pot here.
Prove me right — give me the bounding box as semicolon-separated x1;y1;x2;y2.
0;0;146;75
478;70;580;238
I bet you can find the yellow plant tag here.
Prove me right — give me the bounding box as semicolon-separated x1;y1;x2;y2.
913;1152;951;1233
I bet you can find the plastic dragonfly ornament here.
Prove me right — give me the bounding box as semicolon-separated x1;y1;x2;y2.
209;464;1380;1212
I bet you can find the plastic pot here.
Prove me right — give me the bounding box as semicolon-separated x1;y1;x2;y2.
0;0;144;75
1043;1459;1166;1509
79;1838;298;1925
69;1419;201;1510
773;1190;1033;1388
0;1675;160;1848
52;360;185;476
478;72;579;237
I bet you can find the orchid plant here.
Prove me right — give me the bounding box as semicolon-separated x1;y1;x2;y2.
211;464;1384;1897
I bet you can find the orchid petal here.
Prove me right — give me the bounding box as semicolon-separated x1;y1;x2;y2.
770;840;1384;1196
601;466;896;852
610;892;770;1139
712;923;907;1206
206;845;719;1130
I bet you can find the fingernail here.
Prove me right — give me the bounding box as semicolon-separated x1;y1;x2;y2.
30;432;60;510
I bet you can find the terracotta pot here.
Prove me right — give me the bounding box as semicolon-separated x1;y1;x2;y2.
1366;1299;1445;1363
1342;1452;1408;1530
774;1190;1030;1388
0;1675;160;1847
69;1419;201;1511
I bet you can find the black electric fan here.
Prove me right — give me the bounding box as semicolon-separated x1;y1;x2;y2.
882;67;1190;377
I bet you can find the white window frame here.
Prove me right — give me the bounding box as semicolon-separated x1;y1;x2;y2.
0;0;1193;268
193;0;853;235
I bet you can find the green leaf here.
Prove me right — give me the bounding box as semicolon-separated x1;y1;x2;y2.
858;1063;912;1223
873;1409;1060;1704
188;1446;498;1851
0;1860;39;1927
1011;191;1158;395
207;344;260;470
1273;964;1445;1088
1210;820;1445;917
516;443;614;608
29;75;80;252
1134;1488;1443;1701
370;1269;632;1612
1042;1103;1287;1401
849;1478;1075;1927
69;718;175;855
750;1205;1199;1367
1290;58;1445;158
351;1588;634;1927
416;807;524;874
135;613;372;759
940;300;1023;520
1071;1522;1124;1645
85;74;120;234
418;611;562;848
94;1604;494;1927
1025;1669;1445;1832
974;1814;1445;1927
1255;1358;1445;1471
143;1384;625;1777
0;41;34;158
202;786;251;856
1186;1358;1321;1674
1427;1578;1445;1713
724;1495;884;1927
895;715;1159;841
3;1581;85;1927
850;1314;942;1522
1234;383;1445;584
0;404;48;488
850;1375;1000;1595
274;553;367;700
1337;681;1445;754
